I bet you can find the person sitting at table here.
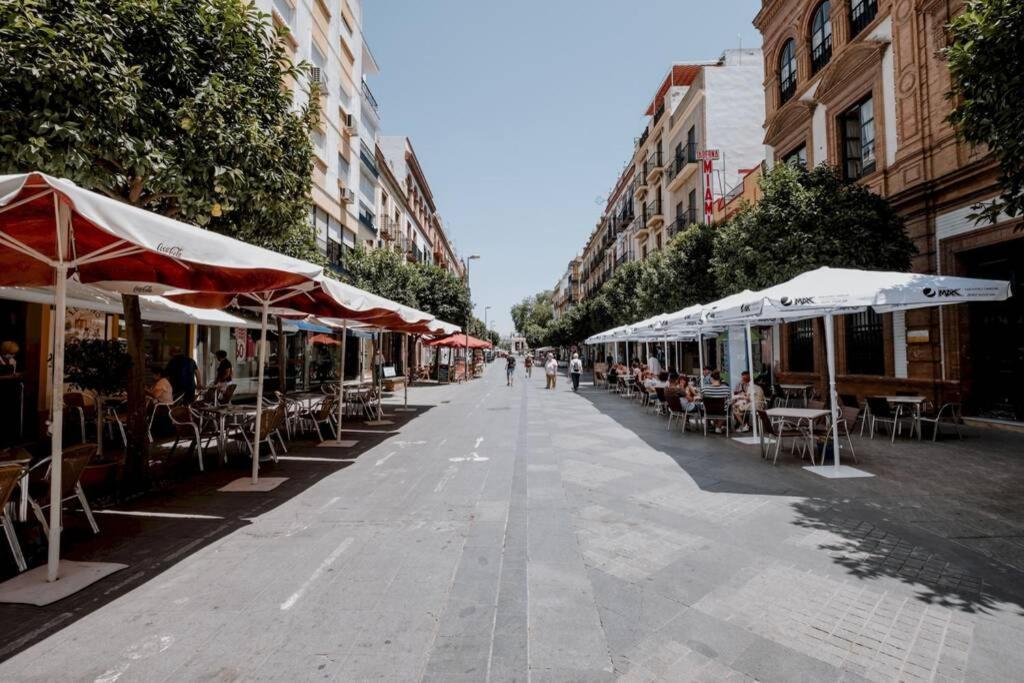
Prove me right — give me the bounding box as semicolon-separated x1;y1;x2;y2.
214;349;233;387
146;367;175;437
701;366;713;387
731;371;766;432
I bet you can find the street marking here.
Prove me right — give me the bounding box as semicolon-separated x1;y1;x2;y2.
280;537;354;611
393;440;427;448
319;496;341;511
375;451;397;466
475;437;484;448
448;452;489;463
434;465;458;492
93;510;223;520
439;438;448;446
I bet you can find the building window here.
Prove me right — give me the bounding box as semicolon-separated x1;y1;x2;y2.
783;145;807;167
788;320;815;373
845;310;885;375
687;189;698;224
778;39;797;104
841;96;876;180
337;152;350;180
850;0;878;37
810;2;833;75
686;125;697;158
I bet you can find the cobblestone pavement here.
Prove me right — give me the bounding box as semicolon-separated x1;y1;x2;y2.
1;365;1022;681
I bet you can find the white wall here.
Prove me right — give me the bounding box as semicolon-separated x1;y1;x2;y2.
704;49;766;195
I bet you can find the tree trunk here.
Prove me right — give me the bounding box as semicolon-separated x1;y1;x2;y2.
276;316;286;394
122;294;149;491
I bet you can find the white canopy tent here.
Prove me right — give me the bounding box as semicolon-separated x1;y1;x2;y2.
710;267;1013;478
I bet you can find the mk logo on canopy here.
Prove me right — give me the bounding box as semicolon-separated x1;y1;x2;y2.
923;287;961;298
780;296;815;306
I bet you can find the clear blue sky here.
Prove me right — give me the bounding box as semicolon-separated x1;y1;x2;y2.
364;0;763;336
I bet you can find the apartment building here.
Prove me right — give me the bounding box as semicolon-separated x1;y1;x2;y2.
258;0;380;273
377;137;465;277
755;0;1022;421
552;257;580;320
579;167;636;301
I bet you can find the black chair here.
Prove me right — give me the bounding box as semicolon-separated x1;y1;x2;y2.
865;396;901;444
701;396;730;437
756;410;809;465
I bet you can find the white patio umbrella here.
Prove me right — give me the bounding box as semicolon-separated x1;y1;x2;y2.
0;172;322;584
711;267;1013;477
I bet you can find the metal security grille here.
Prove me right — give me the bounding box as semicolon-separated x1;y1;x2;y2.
788;320;814;373
845;310;885;375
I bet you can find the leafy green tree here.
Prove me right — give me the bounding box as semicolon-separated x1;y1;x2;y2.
662;222;721;309
946;0;1024;221
414;263;470;325
711;163;914;293
510;291;555;347
343;246;422;309
0;0;319;486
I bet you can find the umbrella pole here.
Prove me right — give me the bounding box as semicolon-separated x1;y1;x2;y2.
336;320;348;438
47;262;68;583
823;313;842;470
662;340;668;369
403;334;409;408
697;331;705;385
251;299;269;484
745;321;758;439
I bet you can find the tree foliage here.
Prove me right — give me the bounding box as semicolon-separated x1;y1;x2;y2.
710;163;914;292
343;246;471;325
0;0;321;260
515;163;915;349
946;0;1024;221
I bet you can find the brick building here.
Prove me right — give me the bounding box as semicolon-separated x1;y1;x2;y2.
754;0;1023;422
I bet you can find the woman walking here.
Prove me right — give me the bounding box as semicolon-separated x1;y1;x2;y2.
569;352;583;392
544;353;558;389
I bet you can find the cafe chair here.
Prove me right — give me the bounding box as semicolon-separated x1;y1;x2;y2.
147;394;182;442
241;408;283;462
63;391;97;444
700;396;731;438
756;410;810;465
916;401;964;442
167;406;219;471
28;444;100;538
865;396;902;444
300;395;337;441
0;460;29;572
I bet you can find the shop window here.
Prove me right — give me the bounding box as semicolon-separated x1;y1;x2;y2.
845;310;885;375
788;320;814;373
783;144;807;167
810;2;833;75
778;39;797;104
841;96;876;180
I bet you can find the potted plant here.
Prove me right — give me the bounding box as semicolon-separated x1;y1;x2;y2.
63;338;133;490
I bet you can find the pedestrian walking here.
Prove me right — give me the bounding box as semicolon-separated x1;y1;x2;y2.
544;353;558;389
524;354;533;378
506;354;516;386
569;352;583;392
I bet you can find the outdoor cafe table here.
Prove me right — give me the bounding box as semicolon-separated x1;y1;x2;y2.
881;395;928;440
778;384;813;406
194;404;256;457
765;407;830;461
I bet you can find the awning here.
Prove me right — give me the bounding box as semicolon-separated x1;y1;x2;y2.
424;333;492;349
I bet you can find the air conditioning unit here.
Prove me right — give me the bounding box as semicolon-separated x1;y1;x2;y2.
340;188;355;204
343;113;357;136
309;67;328;87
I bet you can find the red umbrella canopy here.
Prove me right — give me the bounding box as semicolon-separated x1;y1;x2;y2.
424;333;492;349
309;334;340;346
0;173;321;292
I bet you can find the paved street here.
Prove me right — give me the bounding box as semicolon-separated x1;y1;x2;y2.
2;363;1024;682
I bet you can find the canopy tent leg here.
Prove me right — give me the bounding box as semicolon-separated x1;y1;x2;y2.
697;331;705;386
395;333;415;412
662;340;668;370
335;320;348;437
250;298;270;484
46;262;68;583
745;322;759;440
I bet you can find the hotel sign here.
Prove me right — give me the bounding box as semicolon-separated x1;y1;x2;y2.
698;149;719;223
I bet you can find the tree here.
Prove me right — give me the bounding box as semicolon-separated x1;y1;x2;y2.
662;222;721;310
414;263;471;325
711;163;915;293
343;247;422;309
510;291;555;347
0;0;319;487
946;0;1024;222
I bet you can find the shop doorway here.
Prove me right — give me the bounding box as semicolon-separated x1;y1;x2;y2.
961;237;1024;421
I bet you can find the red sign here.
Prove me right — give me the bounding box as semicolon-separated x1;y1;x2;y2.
697;149;720;161
701;150;719;224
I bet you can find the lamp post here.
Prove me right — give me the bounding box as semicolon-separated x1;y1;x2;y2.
466;254;480;380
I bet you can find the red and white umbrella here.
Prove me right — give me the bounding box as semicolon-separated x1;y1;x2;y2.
0;172;323;582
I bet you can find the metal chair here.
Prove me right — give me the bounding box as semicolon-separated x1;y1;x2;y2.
63;392;96;444
756;410;810;465
167;406;219;471
916;402;964;442
700;396;730;437
147;394;182;442
865;396;901;444
0;460;29;572
28;444;100;538
300;396;337;441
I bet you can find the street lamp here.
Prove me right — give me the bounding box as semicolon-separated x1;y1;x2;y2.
466;255;480;380
484;305;491;361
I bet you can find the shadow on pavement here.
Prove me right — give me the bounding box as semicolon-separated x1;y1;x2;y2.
0;404;435;662
575;381;1024;617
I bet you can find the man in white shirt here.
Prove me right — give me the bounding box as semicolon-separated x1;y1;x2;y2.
647;354;661;376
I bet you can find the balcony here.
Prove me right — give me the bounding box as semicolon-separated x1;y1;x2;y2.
850;0;878;37
666;216;687;238
666;143;698;191
644;149;664;184
811;35;833;75
644;198;664;231
361;80;379;118
358;205;376;232
359;141;378;177
633;172;648;200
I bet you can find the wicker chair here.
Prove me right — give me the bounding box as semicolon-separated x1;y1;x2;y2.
300;396;337;441
0;460;29;572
